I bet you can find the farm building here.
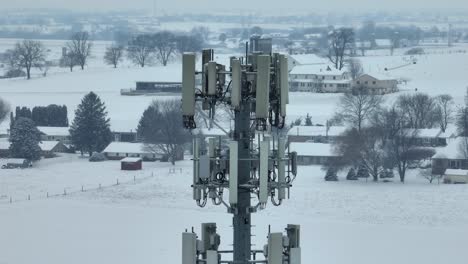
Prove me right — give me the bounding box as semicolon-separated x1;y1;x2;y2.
289;65;351;93
121;157;142;171
289;142;341;165
102;142;161;161
443;169;468;184
0;139;69;157
37;126;71;143
352;74;398;94
287;126;347;143
1;158;32;169
432;137;468;174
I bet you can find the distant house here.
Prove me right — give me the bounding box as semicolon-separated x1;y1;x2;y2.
37;126;71;143
121;81;182;95
102;142;160;161
287;126;347;143
375;39;392;49
352;74;398;94
289;65;350;93
432;137;468;174
0;139;68;157
39;141;70;155
288;54;328;69
289;142;341;165
112;130;138;143
403;128;447;147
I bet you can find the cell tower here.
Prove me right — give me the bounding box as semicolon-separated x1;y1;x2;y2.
181;37;301;264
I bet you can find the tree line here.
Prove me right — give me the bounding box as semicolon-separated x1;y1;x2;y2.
13;105;68;127
331;89;459;183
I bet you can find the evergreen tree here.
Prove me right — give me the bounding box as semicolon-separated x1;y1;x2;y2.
346;168;358;180
305;113;313;126
70;92;112;156
324;167;338;181
356;164;370;178
9;117;42;161
15;106;32;120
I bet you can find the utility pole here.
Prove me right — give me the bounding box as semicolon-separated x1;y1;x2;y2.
181;37;301;264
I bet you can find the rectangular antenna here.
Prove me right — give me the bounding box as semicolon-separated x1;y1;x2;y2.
255;55;271;119
229;141;238;205
259;140;269;204
277;137;286;200
279;54;289;115
231;59;241;109
193;138;201;201
182;232;197;264
267;233;283;264
290;248;301;264
206;250;218;264
182;53;196;116
207;62;217;95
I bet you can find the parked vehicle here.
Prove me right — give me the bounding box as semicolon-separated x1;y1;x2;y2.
1;159;32;169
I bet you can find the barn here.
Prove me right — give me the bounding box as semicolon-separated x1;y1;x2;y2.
121;157;142;171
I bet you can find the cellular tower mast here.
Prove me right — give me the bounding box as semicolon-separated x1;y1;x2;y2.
181;36;301;264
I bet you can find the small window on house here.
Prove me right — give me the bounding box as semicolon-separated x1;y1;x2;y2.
373;81;376;85
116;153;119;156
357;81;360;84
365;81;368;84
126;153;129;157
333;76;336;80
322;76;325;80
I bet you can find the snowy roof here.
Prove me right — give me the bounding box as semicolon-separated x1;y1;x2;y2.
433;137;468;159
438;126;458;139
358;73;397;81
103;142;148;154
121;157;142;162
39;141;62;151
192;128;229;137
290;65;346;76
375;39;392;46
289;142;337;157
289;54;327;65
402;128;441;138
0;139;62;151
287;126;347;137
1;158;27;164
445;169;468;176
37;126;70;136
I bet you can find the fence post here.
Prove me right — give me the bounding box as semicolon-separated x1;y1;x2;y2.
9;196;12;203
82;185;84;192
28;194;30;201
116;179;119;185
63;189;67;196
47;192;49;198
134;175;136;182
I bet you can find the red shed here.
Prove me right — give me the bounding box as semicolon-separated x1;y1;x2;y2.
121;157;142;170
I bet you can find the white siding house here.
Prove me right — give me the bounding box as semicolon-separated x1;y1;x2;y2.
102;142;161;161
289;65;350;93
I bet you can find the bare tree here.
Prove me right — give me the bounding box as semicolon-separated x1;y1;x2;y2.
10;40;46;79
347;58;363;80
397;93;438;129
152;31;176;66
420;168;442;184
127;34;154;67
191;26;210;42
137;100;190;165
59;51;78;72
456;107;468;137
337;87;383;133
327;28;354;70
334;127;385;181
435;94;454;132
176;34;204;54
67;31;92;70
104;45;124;68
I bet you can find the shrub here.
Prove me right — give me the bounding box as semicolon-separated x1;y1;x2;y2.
89;152;107;162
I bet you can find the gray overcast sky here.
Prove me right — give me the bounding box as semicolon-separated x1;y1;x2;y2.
1;0;468;13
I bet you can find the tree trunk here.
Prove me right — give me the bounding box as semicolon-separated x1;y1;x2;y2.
26;67;31;80
81;64;85;70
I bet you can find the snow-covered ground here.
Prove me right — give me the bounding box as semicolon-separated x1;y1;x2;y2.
1;159;468;264
2;40;468;263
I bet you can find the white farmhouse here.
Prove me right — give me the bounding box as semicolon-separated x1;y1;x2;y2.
102;142;161;161
289;65;350;93
37;126;71;143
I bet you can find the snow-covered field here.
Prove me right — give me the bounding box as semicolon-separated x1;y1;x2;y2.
2;39;468;263
1;159;468;264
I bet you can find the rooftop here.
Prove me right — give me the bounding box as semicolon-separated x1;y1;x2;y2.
37;126;70;136
290;65;346;76
289;54;328;66
102;142;148;154
287;126;347;137
433;137;468;159
289;142;337;157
